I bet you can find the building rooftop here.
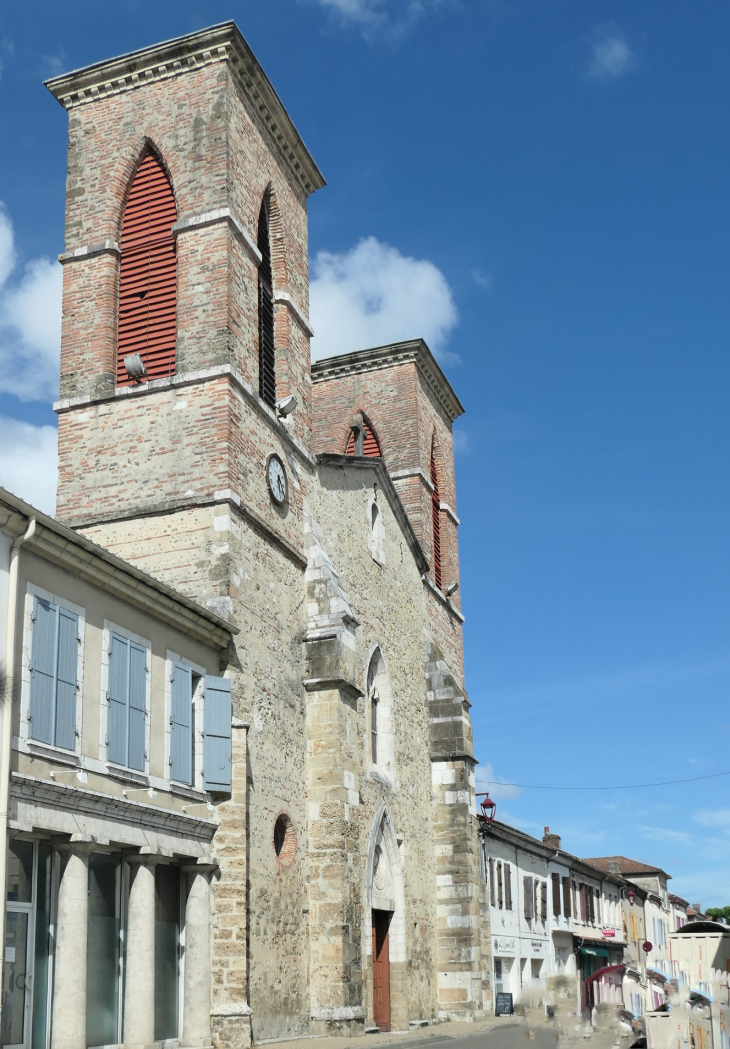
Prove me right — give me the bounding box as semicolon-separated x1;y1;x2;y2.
44;21;325;197
312;339;465;423
585;856;670;879
0;486;237;649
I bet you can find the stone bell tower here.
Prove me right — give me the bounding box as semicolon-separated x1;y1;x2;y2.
47;23;327;1043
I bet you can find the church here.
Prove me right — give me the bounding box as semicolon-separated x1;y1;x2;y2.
1;21;489;1049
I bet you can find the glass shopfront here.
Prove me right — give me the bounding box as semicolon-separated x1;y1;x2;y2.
3;843;184;1049
4;841;53;1049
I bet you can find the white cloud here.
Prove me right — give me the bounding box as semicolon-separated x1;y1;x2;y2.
475;763;523;801
0;416;57;514
0;204;63;402
470;268;493;291
588;27;634;81
693;809;730;830
309;0;440;37
638;825;695;846
309;236;458;363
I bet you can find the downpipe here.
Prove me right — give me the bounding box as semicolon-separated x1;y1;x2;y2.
0;516;36;1042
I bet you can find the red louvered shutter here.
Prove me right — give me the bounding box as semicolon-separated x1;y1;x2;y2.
346;420;381;457
117;152;177;385
430;442;442;590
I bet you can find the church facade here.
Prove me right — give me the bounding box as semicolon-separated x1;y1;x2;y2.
38;21;488;1046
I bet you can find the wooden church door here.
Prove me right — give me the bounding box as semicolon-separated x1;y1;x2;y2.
372;910;391;1032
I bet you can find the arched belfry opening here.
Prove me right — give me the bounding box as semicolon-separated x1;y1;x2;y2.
346;413;382;457
117;149;177;385
430;434;442;590
257;194;276;408
365;807;406;1033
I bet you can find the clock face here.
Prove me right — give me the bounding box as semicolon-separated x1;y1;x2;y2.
266;454;288;505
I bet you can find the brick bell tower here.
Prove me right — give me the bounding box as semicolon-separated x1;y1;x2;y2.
47;23;326;1042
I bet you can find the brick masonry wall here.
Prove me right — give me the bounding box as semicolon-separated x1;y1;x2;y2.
58;60;313;448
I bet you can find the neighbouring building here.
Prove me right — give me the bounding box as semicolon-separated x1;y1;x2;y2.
586;856;674;1010
6;19;486;1049
669;920;730;998
0;487;236;1049
478;823;627;1019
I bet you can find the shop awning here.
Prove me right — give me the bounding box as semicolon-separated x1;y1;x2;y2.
579;946;609;957
586;964;627;985
647;968;669;983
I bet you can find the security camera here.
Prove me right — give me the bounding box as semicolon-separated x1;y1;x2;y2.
124;354;147;382
276;395;298;417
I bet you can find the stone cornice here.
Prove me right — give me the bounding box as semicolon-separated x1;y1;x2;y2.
311;339;465;423
0;488;236;650
58;240;120;264
10;773;217;841
44;22;326;197
53;362;316;469
315;454;430;576
172;207;262;265
274;292;314;337
422;573;465;623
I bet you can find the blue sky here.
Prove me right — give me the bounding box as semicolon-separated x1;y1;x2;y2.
1;1;729;905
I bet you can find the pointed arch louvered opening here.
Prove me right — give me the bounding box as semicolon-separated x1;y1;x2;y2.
117;151;177;385
346;419;382;457
430;439;442;590
258;199;276;409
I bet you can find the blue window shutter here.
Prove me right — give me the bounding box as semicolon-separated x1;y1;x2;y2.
170;663;192;785
128;642;147;772
29;598;57;745
204;676;231;792
107;634;129;765
55;609;79;750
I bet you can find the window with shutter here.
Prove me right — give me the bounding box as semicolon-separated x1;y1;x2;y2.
204;677;232;792
430;438;442;590
118;151;177;384
489;859;496;908
580;884;587;922
107;631;148;772
524;876;534;919
541;880;548;922
346;418;382;457
504;863;512;910
497;862;503;909
552;873;561;916
589;886;595;924
170;663;193;785
257;199;276;409
29;596;79;750
562;877;571;918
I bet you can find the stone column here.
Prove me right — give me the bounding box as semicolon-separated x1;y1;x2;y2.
51;843;93;1049
123;857;157;1049
181;864;216;1047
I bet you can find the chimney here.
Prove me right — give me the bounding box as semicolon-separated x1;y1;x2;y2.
543;826;561;850
607;860;620;874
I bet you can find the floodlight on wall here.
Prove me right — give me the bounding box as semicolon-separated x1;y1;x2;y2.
444;581;459;597
124;354;147;383
276;395;298;417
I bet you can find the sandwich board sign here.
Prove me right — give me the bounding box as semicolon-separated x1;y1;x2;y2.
495;992;513;1016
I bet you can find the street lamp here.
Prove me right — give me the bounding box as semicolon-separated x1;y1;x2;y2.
627;888;636;906
476;792;496;824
